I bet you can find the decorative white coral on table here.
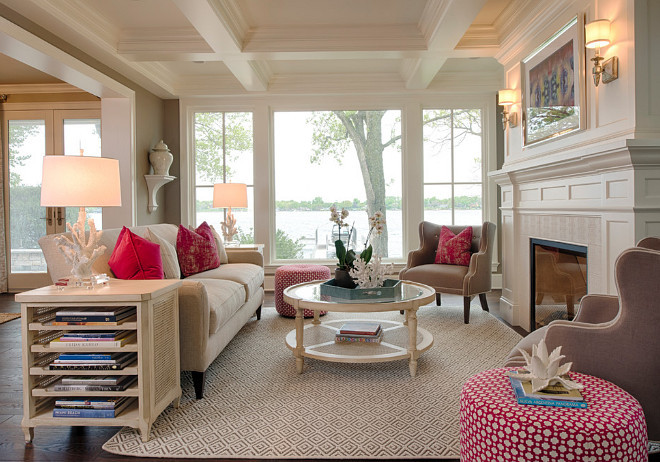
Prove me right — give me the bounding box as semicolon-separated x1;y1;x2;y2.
506;339;584;393
221;211;239;242
349;255;393;289
54;209;106;280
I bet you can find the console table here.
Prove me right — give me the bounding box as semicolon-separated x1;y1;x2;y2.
17;279;182;443
460;368;648;461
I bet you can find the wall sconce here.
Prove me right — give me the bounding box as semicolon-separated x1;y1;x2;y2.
498;89;518;128
585;19;618;86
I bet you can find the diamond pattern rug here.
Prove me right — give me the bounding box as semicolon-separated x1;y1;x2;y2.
103;304;521;459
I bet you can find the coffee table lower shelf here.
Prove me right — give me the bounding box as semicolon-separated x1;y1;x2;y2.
285;318;433;372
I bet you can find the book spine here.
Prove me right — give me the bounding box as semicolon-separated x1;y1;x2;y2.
50;335;135;348
55;332;120;339
51;321;125;326
54;385;128;392
55;308;132;316
57;354;115;360
335;335;382;343
53;359;120;364
516;397;588;408
56;315;128;322
49;363;126;370
52;408;119;418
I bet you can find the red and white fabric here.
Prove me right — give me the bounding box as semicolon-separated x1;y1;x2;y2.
275;264;331;318
460;368;648;462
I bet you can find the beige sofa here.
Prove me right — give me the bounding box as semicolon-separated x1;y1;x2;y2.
39;223;264;399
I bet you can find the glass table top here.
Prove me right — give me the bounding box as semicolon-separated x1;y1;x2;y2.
286;280;430;305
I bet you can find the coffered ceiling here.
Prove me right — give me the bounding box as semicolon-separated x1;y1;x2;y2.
0;0;537;98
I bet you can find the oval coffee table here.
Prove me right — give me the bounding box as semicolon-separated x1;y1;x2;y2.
283;280;435;377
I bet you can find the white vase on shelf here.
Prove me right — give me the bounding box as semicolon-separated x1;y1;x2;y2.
149;140;173;176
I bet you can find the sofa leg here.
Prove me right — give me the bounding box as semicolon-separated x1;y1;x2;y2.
192;371;206;400
463;297;471;324
478;293;489;312
436;293;441;306
256;305;262;320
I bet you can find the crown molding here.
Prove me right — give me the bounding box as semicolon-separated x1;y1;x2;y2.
209;0;249;49
0;82;86;94
118;27;213;54
456;24;500;49
243;24;426;53
418;0;452;45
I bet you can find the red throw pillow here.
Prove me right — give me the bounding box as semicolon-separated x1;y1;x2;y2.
434;226;473;266
176;222;221;277
108;227;164;280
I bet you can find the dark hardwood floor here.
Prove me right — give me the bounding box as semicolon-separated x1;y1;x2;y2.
0;291;655;461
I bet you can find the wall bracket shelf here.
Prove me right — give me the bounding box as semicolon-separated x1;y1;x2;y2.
145;175;175;212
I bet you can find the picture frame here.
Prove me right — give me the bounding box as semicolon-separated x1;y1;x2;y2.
522;16;586;146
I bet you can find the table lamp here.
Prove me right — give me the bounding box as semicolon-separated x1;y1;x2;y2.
212;183;247;244
41;155;121;283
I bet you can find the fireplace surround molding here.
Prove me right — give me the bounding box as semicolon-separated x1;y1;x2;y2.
490;138;660;329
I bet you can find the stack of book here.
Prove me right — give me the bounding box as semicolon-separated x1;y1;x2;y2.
508;373;587;409
335;321;383;343
53;375;137;392
52;306;136;326
48;352;137;370
49;331;137;349
52;397;135;418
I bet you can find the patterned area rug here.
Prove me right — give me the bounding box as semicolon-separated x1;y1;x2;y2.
0;313;20;324
103;305;521;459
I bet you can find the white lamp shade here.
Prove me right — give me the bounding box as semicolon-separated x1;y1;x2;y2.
585;19;611;48
213;183;248;208
41;156;122;207
498;89;517;106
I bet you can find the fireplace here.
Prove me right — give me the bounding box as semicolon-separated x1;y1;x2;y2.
530;239;588;332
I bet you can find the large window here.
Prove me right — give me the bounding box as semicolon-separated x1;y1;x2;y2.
193;112;254;238
274;110;402;261
422;109;483;225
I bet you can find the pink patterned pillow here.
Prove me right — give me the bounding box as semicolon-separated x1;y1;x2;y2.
176;222;220;277
434;226;473;266
108;227;164;280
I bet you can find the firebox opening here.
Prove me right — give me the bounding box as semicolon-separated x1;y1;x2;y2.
530;238;588;332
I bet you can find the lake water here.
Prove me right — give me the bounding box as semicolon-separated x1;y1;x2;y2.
197;209;482;260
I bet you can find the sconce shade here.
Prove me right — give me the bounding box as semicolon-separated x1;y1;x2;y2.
41;156;122;207
498;89;517;106
585;19;611;48
213;183;248;208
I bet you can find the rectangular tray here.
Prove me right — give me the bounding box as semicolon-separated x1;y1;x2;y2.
320;279;402;301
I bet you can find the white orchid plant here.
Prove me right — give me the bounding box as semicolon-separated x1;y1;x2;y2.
329;206;386;273
505;339;584;393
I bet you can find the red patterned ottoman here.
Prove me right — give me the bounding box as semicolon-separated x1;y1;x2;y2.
275;264;331;318
460;368;648;462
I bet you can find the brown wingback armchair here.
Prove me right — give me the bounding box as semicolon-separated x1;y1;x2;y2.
399;221;496;324
504;240;660;441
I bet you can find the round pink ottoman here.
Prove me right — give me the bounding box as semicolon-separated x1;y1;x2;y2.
275;264;331;318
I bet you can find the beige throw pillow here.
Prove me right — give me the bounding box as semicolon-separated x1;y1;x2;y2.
145;228;181;279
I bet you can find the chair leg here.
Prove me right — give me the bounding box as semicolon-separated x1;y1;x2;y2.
478;293;489;312
463;297;471;324
255;305;262;320
436;293;441;306
400;310;404;315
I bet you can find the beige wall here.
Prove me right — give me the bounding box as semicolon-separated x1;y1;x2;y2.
163;99;181;224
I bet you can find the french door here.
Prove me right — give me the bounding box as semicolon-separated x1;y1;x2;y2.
2;108;101;290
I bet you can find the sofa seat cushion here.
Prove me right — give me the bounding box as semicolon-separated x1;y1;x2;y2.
402;263;468;292
187;263;264;302
195;279;246;335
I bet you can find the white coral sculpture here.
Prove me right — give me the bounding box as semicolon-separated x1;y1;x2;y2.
505;338;584;393
349;255;393;289
221;210;239;242
54;210;106;280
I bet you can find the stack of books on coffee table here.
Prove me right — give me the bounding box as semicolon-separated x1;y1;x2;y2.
335;321;383;343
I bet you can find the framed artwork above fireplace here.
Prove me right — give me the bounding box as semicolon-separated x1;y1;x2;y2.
521;15;586;146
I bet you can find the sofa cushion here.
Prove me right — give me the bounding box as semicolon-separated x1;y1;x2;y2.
145;227;181;279
108;227;164;280
176;222;221;277
196;279;246;335
209;225;229;264
187;263;264;302
435;226;473;266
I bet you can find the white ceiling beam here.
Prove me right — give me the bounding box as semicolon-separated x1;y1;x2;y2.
404;0;488;89
172;0;270;91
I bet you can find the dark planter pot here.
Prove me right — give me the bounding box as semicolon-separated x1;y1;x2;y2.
334;268;357;289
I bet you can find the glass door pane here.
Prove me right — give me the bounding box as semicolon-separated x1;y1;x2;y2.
7;119;47;274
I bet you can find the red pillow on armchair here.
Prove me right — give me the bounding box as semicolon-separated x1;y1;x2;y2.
108;227;164;280
434;226;473;266
176;222;221;277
